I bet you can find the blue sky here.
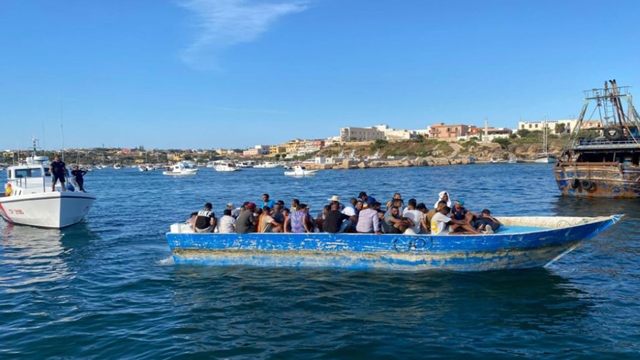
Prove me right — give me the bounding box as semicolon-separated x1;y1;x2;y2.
1;0;639;150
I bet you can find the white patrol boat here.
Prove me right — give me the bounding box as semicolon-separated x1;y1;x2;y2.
0;142;96;229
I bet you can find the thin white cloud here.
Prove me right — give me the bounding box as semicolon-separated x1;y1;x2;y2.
178;0;309;69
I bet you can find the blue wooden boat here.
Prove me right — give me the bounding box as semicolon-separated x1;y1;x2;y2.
165;215;622;271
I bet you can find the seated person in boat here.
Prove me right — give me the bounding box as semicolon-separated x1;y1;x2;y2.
434;191;452;209
431;206;480;235
236;202;258;233
327;195;345;212
303;205;316;232
315;205;331;232
382;206;414;234
426;200;447;225
339;197;358;232
282;208;292;232
416;203;430;233
472;209;501;234
227;203;240;218
193;203;217;233
259;206;282;233
323;202;358;234
291;198;300;212
450;200;475;224
218;209;237;233
386;193;403;213
401;199;423;234
285;204;312;233
185;212;198;226
272;203;285;225
358;191;376;207
355;201;381;234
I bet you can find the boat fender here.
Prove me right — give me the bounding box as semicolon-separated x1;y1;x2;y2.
581;180;593;190
604;126;623;140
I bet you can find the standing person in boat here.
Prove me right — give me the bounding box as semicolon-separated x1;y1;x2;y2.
218;209;237;233
49;155;67;192
236;202;258;233
193;202;217;233
356;201;381;234
434;191;452;209
259;194;275;209
4;183;12;197
71;165;87;192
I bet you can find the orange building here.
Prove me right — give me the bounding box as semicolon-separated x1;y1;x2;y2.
429;123;470;139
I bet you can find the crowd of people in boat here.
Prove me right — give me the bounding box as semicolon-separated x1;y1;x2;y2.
186;191;501;236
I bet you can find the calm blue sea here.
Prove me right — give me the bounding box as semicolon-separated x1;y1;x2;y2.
1;164;639;359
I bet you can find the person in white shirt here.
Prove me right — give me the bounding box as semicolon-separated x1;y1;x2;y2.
402;199;423;234
218;209;237;233
431;206;480;235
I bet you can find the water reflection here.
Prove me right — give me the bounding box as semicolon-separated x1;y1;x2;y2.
0;223;71;292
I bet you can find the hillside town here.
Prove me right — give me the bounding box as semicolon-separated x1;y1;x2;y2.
2;117;603;167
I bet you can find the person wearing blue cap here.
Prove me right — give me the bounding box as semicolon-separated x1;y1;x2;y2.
451;200;470;222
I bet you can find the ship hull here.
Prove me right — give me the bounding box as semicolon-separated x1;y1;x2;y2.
553;162;640;198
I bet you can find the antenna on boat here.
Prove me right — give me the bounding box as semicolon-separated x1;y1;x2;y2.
60;96;65;162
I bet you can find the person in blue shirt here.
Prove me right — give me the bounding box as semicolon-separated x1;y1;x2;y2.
358;191;376;206
259;193;275;209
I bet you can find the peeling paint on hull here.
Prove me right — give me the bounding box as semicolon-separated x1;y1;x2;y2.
166;215;622;271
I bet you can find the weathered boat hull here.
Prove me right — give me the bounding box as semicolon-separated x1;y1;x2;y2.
553;162;640;198
166;215;621;271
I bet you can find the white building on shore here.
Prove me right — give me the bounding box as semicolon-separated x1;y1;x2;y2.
517;119;578;134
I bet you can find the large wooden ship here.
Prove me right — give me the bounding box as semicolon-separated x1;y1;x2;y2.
554;80;640;197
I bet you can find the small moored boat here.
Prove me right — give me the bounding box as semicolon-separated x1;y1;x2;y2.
284;165;317;177
214;162;239;172
162;162;198;176
166;214;621;271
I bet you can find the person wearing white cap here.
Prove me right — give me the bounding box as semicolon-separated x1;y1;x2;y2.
327;195;345;212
